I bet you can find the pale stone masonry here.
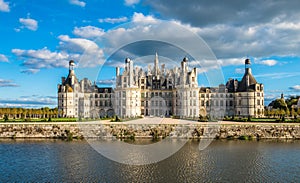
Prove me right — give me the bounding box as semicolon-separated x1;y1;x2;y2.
199;58;264;118
58;54;264;119
57;60;113;118
114;53;199;118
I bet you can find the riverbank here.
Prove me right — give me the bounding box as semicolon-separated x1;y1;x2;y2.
1;118;300;140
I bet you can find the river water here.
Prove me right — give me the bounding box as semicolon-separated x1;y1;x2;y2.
0;139;299;182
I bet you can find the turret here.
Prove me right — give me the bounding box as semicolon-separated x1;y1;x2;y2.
181;57;188;72
154;52;159;76
237;58;257;92
69;60;76;85
245;58;251;74
69;60;75;73
124;58;134;87
245;59;251;89
116;67;120;76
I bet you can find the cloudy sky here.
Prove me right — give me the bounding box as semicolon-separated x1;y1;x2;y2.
0;0;300;108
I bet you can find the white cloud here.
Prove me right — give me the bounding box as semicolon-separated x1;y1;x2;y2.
0;79;18;87
258;59;278;66
58;35;104;67
21;69;40;74
124;0;140;6
58;35;102;53
255;72;300;79
132;12;157;23
145;1;300;60
16;12;284;74
264;94;277;101
0;95;57;108
98;17;128;24
0;54;8;62
12;47;72;71
69;0;86;7
12;35;105;72
235;68;244;74
217;58;244;66
0;0;9;12
97;78;115;86
73;26;105;39
19;18;38;31
289;85;300;91
14;28;21;32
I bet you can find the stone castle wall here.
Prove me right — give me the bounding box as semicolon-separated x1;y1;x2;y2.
1;123;300;139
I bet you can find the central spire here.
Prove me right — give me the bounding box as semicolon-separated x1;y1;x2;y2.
154;52;159;75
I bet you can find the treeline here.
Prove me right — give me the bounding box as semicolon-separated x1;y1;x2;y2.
0;107;59;119
265;95;300;118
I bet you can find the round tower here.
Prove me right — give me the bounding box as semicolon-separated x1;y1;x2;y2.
125;58;131;63
183;57;188;62
69;60;75;73
245;58;251;74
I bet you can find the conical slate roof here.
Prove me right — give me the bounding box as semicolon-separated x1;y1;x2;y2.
238;71;257;92
63;71;79;86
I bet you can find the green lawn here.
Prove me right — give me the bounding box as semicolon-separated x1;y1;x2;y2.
250;118;277;122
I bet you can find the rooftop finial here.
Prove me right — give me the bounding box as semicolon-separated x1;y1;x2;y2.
69;60;75;71
154;52;159;75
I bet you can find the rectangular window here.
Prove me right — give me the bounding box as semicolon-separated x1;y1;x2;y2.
201;100;204;106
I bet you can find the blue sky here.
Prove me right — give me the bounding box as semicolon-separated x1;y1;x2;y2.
0;0;300;108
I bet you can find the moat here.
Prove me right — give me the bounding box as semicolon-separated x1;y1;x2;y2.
0;139;299;182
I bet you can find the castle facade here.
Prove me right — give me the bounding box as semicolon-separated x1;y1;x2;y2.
58;54;264;119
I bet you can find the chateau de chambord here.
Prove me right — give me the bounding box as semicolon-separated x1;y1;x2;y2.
57;54;264;119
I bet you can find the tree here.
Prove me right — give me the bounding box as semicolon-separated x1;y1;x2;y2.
291;108;297;118
4;114;8;122
11;108;17;119
0;108;3;119
286;108;290;117
271;99;287;110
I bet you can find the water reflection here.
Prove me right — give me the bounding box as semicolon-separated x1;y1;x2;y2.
0;139;300;182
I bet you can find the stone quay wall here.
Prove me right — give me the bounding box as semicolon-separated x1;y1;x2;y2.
1;123;300;140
